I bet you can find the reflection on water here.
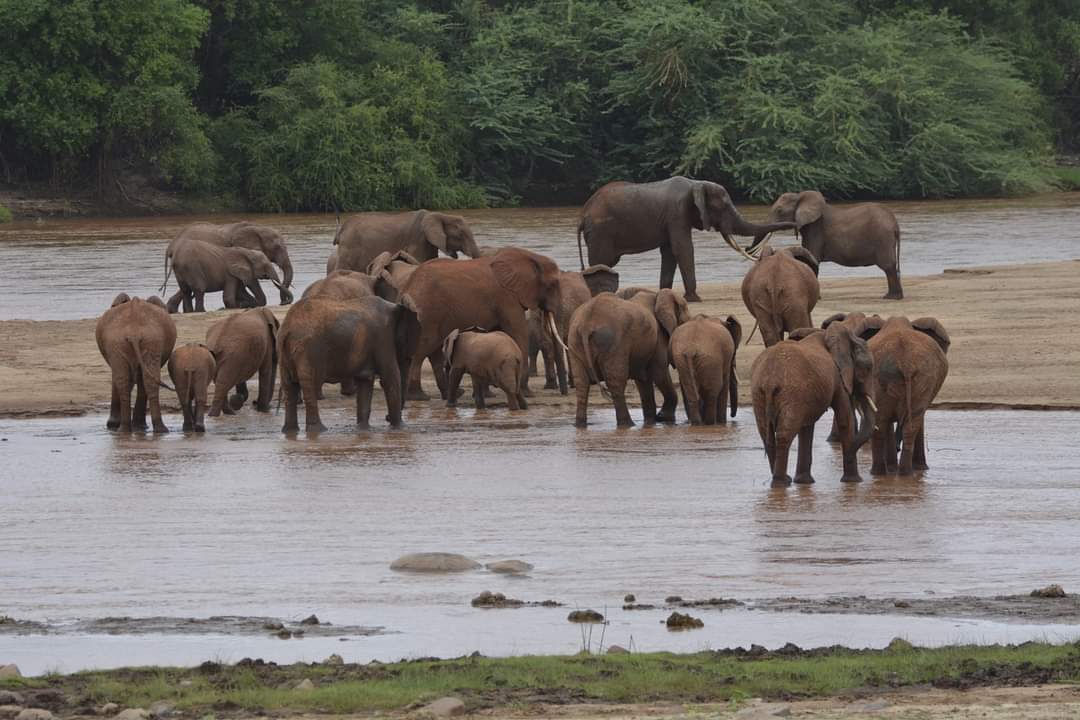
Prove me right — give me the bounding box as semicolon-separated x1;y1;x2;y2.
1;193;1079;319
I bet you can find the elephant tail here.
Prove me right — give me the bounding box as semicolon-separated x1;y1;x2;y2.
680;351;700;408
764;384;781;455
895;224;901;274
128;336;175;392
159;250;173;295
576;218;586;270
582;328;611;399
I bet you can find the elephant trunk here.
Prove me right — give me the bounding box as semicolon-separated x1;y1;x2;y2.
462;232;482;259
276;254;295;305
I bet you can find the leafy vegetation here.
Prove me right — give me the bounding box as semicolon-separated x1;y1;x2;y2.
1;0;1076;210
3;642;1080;712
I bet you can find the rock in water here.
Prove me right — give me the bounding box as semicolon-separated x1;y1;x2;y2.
300;614;320;625
417;697;466;718
567;609;604;623
485;560;533;575
665;611;704;630
390;553;481;573
1031;584;1067;598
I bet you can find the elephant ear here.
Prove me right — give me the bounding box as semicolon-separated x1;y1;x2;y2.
581;264;619;296
795;191;826;229
821;312;847;330
491;248;543;309
788;327;822;341
859;314;884;341
145;295;166;310
691;182;711;231
824;324;856;396
226;250;258;285
786;246;819;276
723;315;743;348
912;317;951;353
366;251;395;276
653;289;682;336
421;212;450;254
111;293;131;307
616;286;653;301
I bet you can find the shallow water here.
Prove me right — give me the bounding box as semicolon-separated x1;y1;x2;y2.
2;407;1079;673
1;193;1079;320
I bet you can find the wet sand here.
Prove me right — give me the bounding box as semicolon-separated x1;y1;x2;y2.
1;260;1077;418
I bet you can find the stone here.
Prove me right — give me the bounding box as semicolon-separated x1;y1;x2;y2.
893;600;911;608
567;610;604;623
324;654;344;666
664;596;683;604
1031;584;1067;598
606;645;629;655
115;709;149;720
294;679;315;691
0;694;23;707
390;553;481;573
734;705;791;719
416;697;465;718
665;612;704;630
15;711;52;720
300;614;320;625
623;594;635;603
484;560;533;575
0;666;20;679
0;706;24;720
147;701;173;718
98;703;119;716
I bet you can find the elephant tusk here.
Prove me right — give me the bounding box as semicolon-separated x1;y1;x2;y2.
724;232;758;262
866;395;877;413
547;312;569;352
749;233;773;257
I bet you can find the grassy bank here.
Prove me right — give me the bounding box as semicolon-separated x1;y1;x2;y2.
3;642;1080;715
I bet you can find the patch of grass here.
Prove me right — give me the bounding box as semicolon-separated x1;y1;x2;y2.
0;205;13;223
3;643;1079;713
1049;166;1080;190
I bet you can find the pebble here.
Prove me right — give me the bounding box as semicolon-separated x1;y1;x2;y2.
484;560;533;575
324;654;344;666
416;697;465;718
147;701;173;718
0;707;24;720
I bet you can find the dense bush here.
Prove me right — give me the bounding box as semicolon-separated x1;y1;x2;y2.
0;0;1075;209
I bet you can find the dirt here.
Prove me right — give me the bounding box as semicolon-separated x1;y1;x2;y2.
1;261;1077;418
749;593;1080;622
0;615;386;638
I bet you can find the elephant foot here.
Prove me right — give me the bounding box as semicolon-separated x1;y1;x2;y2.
106;418;120;430
543;379;558;390
884;291;904;300
228;394;246;412
870;463;888;476
385;415;403;428
518;396;528;410
194;424;206;433
305;423;328;433
841;472;864;483
826;432;840;442
118;424;133;433
222;406;236;416
356;422;371;431
279;290;294;306
182;422;194;432
684;292;703;303
898;463;915;476
152;423;169;434
574;418;588;428
913;461;929;471
282;423;300;433
771;475;793;487
407;388;431;401
522;386;534;398
254;402;271;413
793;472;816;485
616;418;636;428
207;408;221;418
655;410;677;423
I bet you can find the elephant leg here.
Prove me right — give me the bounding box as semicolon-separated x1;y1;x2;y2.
609;377;634;427
540;331;557;390
282;380;301;433
179;384;194;432
382;366;404;428
759;319;782;348
671;238;700;302
554;338;569;395
503;315;534;398
247;282;267;307
636;379;657;426
118;378;134;433
771;427;795;486
826;415;841;442
193;381;208;433
474;377;487;409
654;370;678;423
195;292;206;313
406;348;430;401
793;425;815;484
871;422;888;476
884;420;900;473
913;423;929;471
226;381;248;414
339;378;357;397
883;264;904;300
571;355;590;428
659;244;677;291
445;368;465;407
107;381;121;430
898;412;920;475
681;371;702;426
256;354;274;412
166;289;185;314
132;376;148;430
142;361;168;434
704;390;721;426
354;378;374;429
301;380;326;432
208;373;228;417
428;350;452;400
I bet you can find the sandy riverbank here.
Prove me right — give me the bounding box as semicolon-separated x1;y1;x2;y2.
1;261;1077;418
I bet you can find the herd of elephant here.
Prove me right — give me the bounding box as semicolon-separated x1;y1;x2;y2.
97;176;943;485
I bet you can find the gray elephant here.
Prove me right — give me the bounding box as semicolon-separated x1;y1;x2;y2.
164;222;294;305
576;177;795;302
751;191;903;299
163;237;285;313
205;307;279;416
330;210;481;273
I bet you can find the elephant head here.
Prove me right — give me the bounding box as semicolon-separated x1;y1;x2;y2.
228;248;285;296
581;264;620;296
422;212;481;259
824;323;876;451
651;288;692;338
686;180;797;260
368;250;422;302
912;317;951;354
145;296;167;311
491;247;564;346
821;312;884;341
229;223;294;304
751;191;827;253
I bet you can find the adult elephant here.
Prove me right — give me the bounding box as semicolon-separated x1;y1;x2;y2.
399;247;563;401
741;246;820;347
165;222;294;305
567;288;691;427
164;238;285;313
751;191;903;299
576;177;796;302
96;294;177;433
331;210;481;273
302;270;379;302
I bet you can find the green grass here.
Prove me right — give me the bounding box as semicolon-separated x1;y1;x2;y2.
0;205;13;223
3;642;1079;713
1050;166;1080;190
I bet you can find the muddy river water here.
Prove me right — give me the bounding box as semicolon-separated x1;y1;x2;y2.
1;193;1079;320
2;194;1080;674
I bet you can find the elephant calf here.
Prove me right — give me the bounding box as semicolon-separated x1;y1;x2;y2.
741;246;820;347
568;288;690;427
669;314;742;425
168;343;216;432
205;307;279;416
443;329;528;411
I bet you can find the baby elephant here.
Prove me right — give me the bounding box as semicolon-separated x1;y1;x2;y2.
442;329;528;410
669;314;742;425
168;343;217;432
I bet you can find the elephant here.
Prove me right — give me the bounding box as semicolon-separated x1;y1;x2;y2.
398;247;564;402
527;264;620;394
442;328;528;410
750;323;876;485
365;250;423;302
820;311;884;441
669;314;742;425
167;343;216;432
164;222;294;305
567;288;691;427
864;316;950;475
751;191;903;299
331;210;481;273
302;270;378;302
576;176;796;302
277;295;421;432
164;237;285;313
95;294;177;433
204;307;279;416
741;246;820;346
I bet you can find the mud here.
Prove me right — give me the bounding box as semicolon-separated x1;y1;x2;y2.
750;593;1080;622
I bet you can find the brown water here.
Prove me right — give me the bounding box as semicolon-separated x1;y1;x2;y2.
2;406;1079;673
1;193;1078;320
